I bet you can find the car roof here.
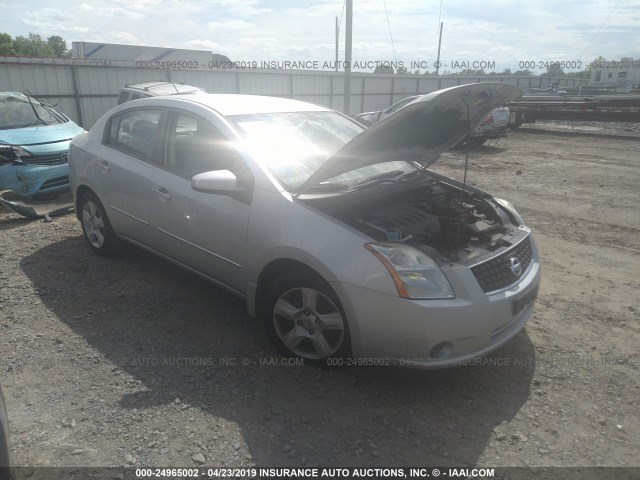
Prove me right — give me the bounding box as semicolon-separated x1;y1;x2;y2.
166;94;331;116
124;82;204;95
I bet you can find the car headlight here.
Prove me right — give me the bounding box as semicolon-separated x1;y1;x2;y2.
366;243;455;299
0;145;31;164
494;197;525;227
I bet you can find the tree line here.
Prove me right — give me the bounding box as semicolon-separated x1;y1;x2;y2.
0;32;71;58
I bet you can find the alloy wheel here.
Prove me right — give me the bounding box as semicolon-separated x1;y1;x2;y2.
273;287;345;360
82;200;105;248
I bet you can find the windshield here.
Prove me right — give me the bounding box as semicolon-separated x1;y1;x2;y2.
0;93;67;130
230;111;364;189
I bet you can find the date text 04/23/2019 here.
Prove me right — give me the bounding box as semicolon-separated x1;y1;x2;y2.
134;467;497;478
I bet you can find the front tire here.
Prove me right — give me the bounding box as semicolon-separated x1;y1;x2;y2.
261;273;351;364
79;191;118;257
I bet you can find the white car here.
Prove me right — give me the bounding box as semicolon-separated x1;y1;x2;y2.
69;83;539;368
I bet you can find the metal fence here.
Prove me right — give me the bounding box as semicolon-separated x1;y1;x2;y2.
0;57;588;128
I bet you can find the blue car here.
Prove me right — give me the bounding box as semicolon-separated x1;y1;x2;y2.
0;92;84;200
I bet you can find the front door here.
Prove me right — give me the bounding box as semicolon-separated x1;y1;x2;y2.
151;111;252;293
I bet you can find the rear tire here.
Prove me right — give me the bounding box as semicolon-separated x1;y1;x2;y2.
261;273;351;366
79;191;119;257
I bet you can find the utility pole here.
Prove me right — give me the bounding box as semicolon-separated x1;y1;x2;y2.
335;16;339;71
344;0;353;115
436;22;443;76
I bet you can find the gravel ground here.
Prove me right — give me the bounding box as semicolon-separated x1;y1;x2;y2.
0;126;639;472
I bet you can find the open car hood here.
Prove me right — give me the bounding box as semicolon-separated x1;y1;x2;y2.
299;83;521;192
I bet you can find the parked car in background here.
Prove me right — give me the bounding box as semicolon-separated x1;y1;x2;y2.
0;384;13;480
0;92;84;200
355;95;511;146
70;83;539;369
465;104;511;146
117;82;206;104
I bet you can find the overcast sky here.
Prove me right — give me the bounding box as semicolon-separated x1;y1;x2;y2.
0;0;638;72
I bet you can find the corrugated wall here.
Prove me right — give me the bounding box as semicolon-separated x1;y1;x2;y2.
0;60;588;128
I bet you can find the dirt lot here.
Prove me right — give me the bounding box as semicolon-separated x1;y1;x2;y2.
0;126;639;472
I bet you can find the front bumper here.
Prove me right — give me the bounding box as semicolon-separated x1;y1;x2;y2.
332;241;541;369
0;162;70;199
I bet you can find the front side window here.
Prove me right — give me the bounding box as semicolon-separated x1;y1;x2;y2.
106;109;162;162
165;112;242;178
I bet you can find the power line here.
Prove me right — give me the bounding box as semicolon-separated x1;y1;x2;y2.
578;0;622;60
382;0;397;63
338;0;346;29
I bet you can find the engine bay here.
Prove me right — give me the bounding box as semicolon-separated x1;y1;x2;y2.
306;174;524;264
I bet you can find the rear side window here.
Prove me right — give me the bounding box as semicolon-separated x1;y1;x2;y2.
105;109;162;162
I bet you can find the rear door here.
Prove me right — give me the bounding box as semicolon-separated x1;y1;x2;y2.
150;109;253;293
98;107;164;247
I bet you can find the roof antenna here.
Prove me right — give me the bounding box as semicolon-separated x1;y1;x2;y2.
170;81;179;94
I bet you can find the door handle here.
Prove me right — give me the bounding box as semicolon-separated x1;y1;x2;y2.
97;160;110;172
153;187;171;201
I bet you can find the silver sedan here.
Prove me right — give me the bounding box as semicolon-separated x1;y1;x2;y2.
69;83;540;368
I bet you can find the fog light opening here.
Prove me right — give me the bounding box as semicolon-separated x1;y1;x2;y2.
430;342;453;359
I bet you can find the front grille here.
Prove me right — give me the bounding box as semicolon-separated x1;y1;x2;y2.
21;153;68;165
471;237;533;293
40;176;69;190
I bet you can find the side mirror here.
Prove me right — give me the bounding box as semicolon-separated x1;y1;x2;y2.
191;169;237;194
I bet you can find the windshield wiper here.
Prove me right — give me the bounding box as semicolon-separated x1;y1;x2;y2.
350;169;423;190
395;169;430;180
296;182;350;194
355;170;405;185
25;89;66;124
25;95;47;125
347;169;430;191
